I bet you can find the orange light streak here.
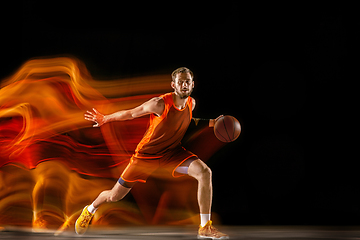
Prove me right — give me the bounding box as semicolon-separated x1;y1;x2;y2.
0;57;225;230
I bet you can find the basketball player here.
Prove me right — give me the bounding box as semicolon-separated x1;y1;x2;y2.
76;67;229;239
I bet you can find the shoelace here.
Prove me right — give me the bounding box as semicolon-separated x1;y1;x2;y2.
80;213;92;227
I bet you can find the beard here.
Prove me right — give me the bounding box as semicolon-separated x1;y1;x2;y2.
176;87;193;99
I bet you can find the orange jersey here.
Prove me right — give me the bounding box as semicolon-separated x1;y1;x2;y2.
135;92;193;155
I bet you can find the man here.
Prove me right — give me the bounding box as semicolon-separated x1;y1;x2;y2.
76;67;229;239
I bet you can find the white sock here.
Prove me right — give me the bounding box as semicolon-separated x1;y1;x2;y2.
87;203;98;214
200;214;211;227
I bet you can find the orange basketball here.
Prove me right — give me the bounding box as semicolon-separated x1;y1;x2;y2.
214;115;241;142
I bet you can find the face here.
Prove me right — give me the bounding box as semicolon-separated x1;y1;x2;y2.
171;72;194;99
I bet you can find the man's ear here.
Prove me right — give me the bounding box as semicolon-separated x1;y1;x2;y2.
171;81;175;89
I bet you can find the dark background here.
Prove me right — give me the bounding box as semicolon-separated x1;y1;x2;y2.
2;1;358;225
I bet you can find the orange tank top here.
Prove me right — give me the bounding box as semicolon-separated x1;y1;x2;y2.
135;92;193;155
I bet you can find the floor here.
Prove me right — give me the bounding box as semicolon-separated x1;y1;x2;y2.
1;225;360;240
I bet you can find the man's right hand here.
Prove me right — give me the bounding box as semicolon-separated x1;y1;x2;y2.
84;108;106;127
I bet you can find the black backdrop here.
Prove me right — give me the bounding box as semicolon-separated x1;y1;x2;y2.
2;2;358;225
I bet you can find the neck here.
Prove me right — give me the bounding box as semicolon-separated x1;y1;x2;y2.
172;92;188;110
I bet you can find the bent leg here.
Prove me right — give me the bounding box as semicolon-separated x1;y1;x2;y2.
75;178;134;235
187;159;212;215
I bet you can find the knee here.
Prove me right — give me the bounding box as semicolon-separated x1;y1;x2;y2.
188;160;212;182
201;166;212;180
196;165;212;182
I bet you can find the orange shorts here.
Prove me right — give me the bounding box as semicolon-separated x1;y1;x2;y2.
120;146;198;183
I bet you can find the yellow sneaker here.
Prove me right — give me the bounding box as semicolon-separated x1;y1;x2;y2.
75;205;94;235
198;220;229;239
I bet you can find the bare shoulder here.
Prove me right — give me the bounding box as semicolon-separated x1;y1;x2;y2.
145;97;165;116
150;97;164;107
191;97;196;111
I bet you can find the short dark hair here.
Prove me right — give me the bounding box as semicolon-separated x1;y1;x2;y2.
171;67;194;81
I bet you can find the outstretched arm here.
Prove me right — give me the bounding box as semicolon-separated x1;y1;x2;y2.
84;97;165;127
192;115;224;127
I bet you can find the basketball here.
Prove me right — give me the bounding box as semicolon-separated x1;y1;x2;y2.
214;115;241;142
